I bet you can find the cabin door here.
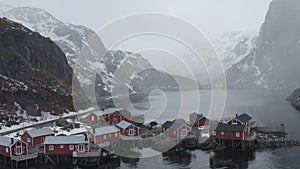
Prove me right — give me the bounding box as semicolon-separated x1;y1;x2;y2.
16;142;22;155
181;128;187;138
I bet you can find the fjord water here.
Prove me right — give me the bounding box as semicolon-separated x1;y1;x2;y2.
3;90;298;169
115;89;300;169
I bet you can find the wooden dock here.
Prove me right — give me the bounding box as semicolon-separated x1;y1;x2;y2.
11;153;38;161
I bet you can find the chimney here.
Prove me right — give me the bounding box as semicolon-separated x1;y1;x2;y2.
236;114;238;117
11;138;14;145
101;108;104;111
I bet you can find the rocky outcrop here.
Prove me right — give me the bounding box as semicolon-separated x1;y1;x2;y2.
0;18;80;116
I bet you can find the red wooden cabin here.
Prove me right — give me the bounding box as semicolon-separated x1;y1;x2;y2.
21;127;54;147
227;113;252;126
116;121;139;136
210;123;248;140
86;108;131;125
162;120;191;138
88;126;120;144
0;136;28;157
189;112;209;127
44;135;89;155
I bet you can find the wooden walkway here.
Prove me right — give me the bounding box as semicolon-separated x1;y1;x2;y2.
11;153;38;162
73;151;101;158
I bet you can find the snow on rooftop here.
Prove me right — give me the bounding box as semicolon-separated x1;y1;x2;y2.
0;136;19;147
44;135;88;144
27;127;54;138
116;120;132;129
93;108;122;116
90;126;119;136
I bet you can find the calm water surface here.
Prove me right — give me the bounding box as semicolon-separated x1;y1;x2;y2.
116;89;300;169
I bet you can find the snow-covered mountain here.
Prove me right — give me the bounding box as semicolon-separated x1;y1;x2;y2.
213;31;257;70
226;0;300;91
0;5;185;105
0;5;153;99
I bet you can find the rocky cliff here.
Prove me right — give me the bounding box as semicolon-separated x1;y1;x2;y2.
226;0;300;91
0;17;77;116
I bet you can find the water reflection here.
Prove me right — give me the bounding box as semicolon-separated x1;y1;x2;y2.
162;149;192;167
209;149;256;168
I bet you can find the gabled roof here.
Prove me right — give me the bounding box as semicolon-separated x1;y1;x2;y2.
92;108;121;117
90;126;119;136
190;112;207;121
119;109;131;117
234;113;252;123
162;120;174;129
44;136;88;144
27;127;54;138
162;120;189;130
214;123;246;132
0;136;20;147
116;120;134;129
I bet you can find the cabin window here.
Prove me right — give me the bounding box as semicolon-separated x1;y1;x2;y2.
78;144;85;152
174;130;177;135
103;135;107;139
236;132;240;137
69;145;74;150
181;129;187;137
112;118;118;124
49;145;54;151
26;138;31;143
115;133;118;137
91;116;95;121
16;142;22;155
212;131;216;136
5;148;9;153
221;132;224;135
232;120;237;125
129;126;134;135
109;134;112;137
60;145;64;149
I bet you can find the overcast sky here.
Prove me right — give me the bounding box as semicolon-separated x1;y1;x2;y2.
0;0;272;39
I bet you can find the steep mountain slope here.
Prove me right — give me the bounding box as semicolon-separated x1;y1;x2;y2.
0;17;76;116
226;0;300;90
0;6;157;99
213;31;257;70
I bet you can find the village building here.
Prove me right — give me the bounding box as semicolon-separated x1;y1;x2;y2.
21;127;55;147
227;113;252;133
210;123;248;140
0;136;28;157
162;120;191;138
86;108;131;125
227;113;252;126
189;112;209;127
116;121;139;136
44;135;89;155
88;126;120;144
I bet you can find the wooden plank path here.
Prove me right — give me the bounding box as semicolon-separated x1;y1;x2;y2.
11;153;38;161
